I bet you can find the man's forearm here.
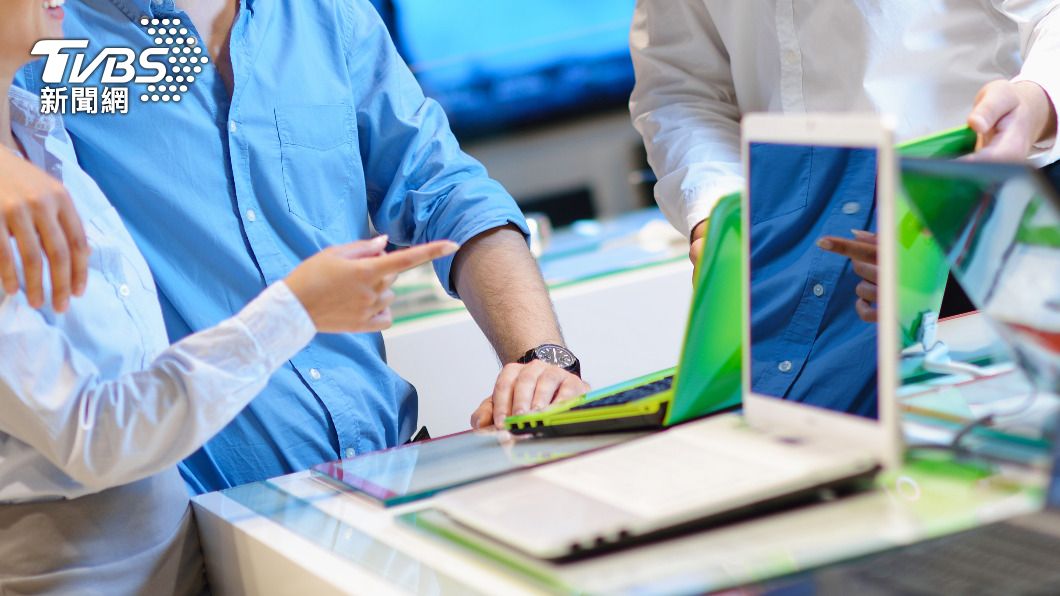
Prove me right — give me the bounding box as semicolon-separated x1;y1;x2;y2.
451;224;564;363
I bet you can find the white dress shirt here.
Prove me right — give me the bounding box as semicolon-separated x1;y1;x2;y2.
0;86;318;502
630;0;1060;237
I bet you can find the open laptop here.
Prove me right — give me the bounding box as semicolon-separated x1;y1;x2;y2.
755;156;1060;595
901;158;1059;394
505;190;744;436
505;126;975;438
429;114;903;561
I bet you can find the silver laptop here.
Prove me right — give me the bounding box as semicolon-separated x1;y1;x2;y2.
900;158;1060;395
429;115;904;561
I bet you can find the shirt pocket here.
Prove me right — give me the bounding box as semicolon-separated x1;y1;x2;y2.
274;104;360;231
749;144;812;225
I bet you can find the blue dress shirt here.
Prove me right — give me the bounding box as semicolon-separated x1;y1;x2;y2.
19;0;529;493
748;143;879;419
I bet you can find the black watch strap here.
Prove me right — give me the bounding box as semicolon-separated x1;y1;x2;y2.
517;344;581;377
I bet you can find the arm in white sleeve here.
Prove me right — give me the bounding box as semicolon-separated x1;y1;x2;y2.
629;0;743;237
998;0;1060;164
0;281;316;492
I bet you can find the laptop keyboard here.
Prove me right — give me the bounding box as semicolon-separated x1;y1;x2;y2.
568;375;675;411
832;521;1060;595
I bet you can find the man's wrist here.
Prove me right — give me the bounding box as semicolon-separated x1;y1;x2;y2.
516;343;581;377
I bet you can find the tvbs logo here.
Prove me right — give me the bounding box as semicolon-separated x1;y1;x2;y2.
32;40;168;86
29;17;208;115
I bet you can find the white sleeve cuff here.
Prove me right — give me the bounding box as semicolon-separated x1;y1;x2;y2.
1012;74;1060;167
234;281;317;369
663;179;743;239
652;162;744;239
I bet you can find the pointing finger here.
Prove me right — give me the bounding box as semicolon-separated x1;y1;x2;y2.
817;236;877;264
331;235;389;260
373;240;460;275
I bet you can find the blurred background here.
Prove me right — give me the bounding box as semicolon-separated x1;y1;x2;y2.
368;0;652;228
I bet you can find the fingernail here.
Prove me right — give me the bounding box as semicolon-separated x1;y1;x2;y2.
816;238;833;250
373;235;389;245
441;241;460;255
514;408;526;415
851;229;870;239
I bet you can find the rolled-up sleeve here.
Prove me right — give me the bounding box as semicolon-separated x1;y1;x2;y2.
342;0;530;297
629;0;744;238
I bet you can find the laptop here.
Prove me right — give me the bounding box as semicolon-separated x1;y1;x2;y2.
505;126;976;438
429;114;903;561
901;158;1059;394
756;156;1060;595
506;190;744;436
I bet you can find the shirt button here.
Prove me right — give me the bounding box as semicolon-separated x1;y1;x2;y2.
778;360;793;373
309;368;322;380
229;121;237;134
784;50;799;65
813;283;825;297
842;202;861;215
119;284;131;297
345;448;355;459
245;209;257;222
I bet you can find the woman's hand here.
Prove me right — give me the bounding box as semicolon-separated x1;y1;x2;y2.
0;150;90;311
285;236;459;334
817;230;878;323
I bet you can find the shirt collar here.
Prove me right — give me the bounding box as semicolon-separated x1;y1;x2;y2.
8;86;58;134
107;0;175;22
110;0;251;21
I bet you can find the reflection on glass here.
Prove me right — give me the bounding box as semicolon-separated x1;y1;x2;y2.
748;143;880;419
901;159;1060;395
313;430;639;506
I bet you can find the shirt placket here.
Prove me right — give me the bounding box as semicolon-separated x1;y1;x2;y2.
218;3;359;461
774;0;806;113
756;162;877;398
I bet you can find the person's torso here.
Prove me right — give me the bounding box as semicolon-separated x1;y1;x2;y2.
18;0;418;490
704;0;1025;140
1;87;170;501
748;144;879;417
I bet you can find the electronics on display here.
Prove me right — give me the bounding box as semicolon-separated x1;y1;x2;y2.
371;0;636;138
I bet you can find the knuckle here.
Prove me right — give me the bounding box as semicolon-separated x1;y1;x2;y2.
28;194;52;215
49;243;71;262
23;252;42;269
70;229;89;251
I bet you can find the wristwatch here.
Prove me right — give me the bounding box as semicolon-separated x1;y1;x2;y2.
517;344;581;377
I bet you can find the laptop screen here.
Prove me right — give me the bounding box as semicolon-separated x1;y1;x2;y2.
747;142;881;419
901;159;1060;396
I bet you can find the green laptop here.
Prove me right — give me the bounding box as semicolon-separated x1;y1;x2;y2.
507;190;744;436
507;125;977;437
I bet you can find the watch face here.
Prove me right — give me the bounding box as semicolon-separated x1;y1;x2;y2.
536;345;576;368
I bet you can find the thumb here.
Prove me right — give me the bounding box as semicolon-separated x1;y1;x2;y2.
471;398;493;429
331;235;388;260
968;81;1018;135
